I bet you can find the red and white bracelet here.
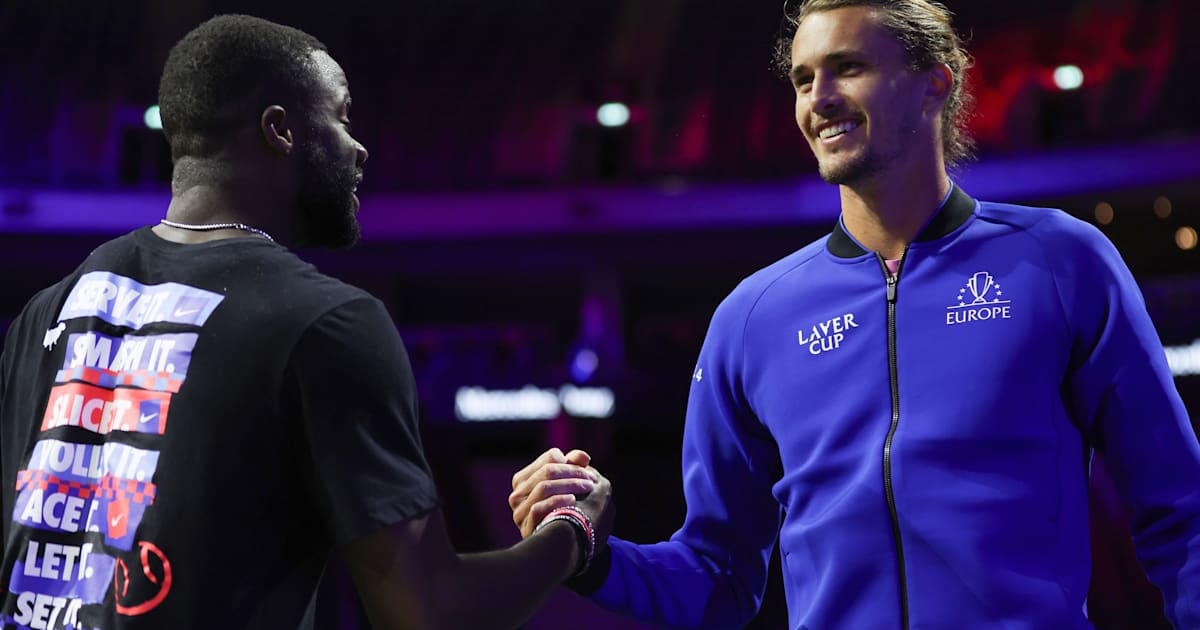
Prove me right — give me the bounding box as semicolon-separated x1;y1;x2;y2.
535;505;596;576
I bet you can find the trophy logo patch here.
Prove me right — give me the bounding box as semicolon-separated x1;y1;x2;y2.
947;271;1013;326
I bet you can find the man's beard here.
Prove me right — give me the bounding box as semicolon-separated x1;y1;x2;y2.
815;113;915;187
818;149;884;186
297;142;360;249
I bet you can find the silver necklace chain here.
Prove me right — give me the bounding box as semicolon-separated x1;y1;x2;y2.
159;219;274;242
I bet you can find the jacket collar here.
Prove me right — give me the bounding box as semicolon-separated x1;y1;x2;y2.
827;184;976;258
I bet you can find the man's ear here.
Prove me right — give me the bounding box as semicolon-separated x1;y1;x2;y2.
261;105;294;155
924;63;954;114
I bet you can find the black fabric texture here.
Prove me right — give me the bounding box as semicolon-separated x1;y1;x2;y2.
0;227;439;628
827;185;977;258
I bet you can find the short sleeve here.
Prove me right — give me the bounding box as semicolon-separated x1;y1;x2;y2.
283;297;440;545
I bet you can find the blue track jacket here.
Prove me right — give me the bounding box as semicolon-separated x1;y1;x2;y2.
581;186;1200;628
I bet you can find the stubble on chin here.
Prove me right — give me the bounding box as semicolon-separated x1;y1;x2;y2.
818;152;878;186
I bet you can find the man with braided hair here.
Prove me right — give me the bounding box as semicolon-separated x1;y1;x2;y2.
510;1;1200;627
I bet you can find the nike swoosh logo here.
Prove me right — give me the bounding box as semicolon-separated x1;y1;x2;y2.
42;323;66;350
110;513;126;528
139;413;158;425
174;308;200;317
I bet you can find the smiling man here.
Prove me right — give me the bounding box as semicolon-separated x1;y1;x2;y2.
510;1;1200;628
0;14;606;629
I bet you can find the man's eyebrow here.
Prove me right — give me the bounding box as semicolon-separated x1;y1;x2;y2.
790;50;863;80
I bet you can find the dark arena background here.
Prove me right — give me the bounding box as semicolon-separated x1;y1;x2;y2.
1;0;1198;627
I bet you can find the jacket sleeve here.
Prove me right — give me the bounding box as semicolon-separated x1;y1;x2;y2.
586;290;783;629
1053;215;1200;627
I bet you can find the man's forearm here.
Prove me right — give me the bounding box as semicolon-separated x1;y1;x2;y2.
344;509;582;629
444;521;582;627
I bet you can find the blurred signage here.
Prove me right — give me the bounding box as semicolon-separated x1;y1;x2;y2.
454;384;615;422
1165;340;1200;378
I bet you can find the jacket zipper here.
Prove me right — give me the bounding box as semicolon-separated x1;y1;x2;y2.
878;249;910;630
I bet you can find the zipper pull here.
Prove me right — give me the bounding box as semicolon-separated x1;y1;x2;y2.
887;274;897;303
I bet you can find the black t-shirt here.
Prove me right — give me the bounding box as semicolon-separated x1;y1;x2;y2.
0;227;439;629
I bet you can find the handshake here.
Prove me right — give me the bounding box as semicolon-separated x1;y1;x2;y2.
508;448;615;577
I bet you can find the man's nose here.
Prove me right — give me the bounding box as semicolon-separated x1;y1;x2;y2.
811;71;844;113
